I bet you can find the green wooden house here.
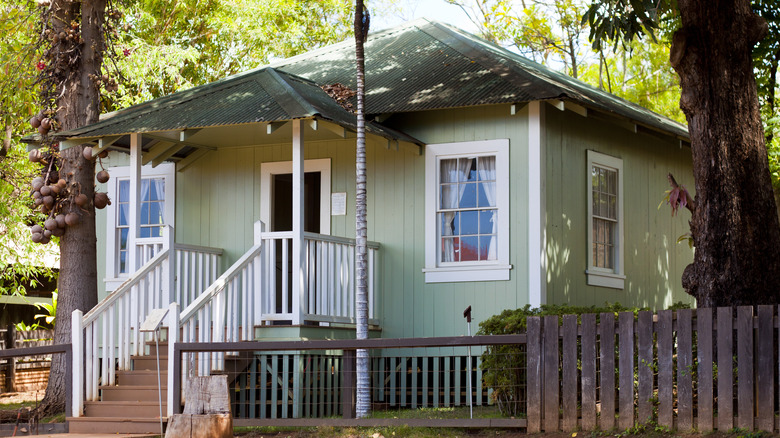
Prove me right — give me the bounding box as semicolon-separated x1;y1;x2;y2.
46;19;694;430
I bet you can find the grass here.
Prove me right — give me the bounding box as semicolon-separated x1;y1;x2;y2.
234;406;519;437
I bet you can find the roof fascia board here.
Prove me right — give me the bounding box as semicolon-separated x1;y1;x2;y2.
547;99;588;118
317;119;347;138
180;129;201;142
59;138;98;151
92;135;122;157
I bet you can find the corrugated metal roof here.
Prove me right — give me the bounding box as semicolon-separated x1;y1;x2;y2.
56;18;687;146
58;68;420;144
276;18;688;139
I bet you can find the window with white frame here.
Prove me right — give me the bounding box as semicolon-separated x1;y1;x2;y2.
105;164;175;284
586;150;625;289
424;139;511;283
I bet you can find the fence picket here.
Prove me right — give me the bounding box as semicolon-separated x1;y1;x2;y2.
562;314;578;432
637;311;653;424
543;315;560;432
757;305;774;432
717;307;734;431
527;316;542;433
581;313;597;431
599;312;616;431
677;309;693;431
618;312;634;430
697;308;714;432
657;309;673;429
737;306;754;430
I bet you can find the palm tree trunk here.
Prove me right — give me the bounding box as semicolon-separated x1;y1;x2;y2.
354;0;370;419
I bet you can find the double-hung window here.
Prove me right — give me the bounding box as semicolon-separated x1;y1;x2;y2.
424;139;510;283
105;163;175;289
586;150;625;289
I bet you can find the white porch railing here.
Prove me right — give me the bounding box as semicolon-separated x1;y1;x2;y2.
259;231;380;325
72;221;381;417
179;222;264;377
71;225;222;416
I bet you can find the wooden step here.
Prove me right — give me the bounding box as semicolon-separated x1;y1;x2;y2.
101;385;167;402
85;400;167;417
131;355;168;370
67;416;167;434
117;369;168;386
145;341;169;358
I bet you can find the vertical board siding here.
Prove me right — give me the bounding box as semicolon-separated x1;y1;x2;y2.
543;108;694;309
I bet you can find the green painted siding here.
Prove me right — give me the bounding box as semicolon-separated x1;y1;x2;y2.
544;105;695;309
385;104;531;339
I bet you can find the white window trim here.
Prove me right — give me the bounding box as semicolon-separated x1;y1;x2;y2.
259;159;331;234
424;139;511;283
586;150;625;289
104;163;175;290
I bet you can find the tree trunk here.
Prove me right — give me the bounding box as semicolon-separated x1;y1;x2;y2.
672;0;780;307
353;0;370;419
38;0;105;416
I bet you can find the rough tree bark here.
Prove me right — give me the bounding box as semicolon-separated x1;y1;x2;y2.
672;0;780;307
39;0;104;416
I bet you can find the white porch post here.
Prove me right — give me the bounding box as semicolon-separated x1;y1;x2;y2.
71;310;83;417
528;102;546;307
164;224;175;303
166;302;179;417
128;133;142;272
292;120;304;325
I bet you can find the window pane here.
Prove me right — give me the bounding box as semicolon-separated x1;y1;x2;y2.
149;178;164;201
441;159;458;183
440;212;455;236
608;170;616;195
459;158;477;182
605;245;614;269
479;235;496;261
119;250;127;274
140;203;150;225
139;227;151;238
150;226;162;238
460;236;479;261
599;191;607;218
461;211;478;235
119;180;129;202
141;179;150;201
478;182;496;207
459;182;477;208
119;228;128;250
477;156;496;181
479;210;495;234
118;204;129;226
441;184;458;209
149;202;163;225
442;237;460;262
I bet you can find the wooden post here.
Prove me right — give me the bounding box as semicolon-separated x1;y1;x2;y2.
341;350;356;419
71;311;83;417
291;119;304;325
3;324;15;392
128;132;142;273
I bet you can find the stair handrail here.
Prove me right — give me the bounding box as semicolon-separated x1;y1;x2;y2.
178;243;261;323
82;247;171;326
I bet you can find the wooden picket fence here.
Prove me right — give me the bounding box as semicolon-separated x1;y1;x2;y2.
526;306;780;432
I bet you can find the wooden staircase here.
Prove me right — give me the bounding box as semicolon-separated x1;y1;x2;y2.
68;342;169;434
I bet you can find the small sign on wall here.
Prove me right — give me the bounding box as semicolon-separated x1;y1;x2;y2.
331;192;347;216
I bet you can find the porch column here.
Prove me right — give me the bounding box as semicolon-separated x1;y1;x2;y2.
292;119;304;325
128;133;142;273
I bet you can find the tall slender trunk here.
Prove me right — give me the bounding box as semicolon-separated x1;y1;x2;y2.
39;0;105;416
672;0;780;307
354;0;370;419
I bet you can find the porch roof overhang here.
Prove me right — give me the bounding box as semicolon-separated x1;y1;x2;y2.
23;67;422;163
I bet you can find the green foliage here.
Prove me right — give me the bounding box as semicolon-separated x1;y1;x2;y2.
104;0;356;111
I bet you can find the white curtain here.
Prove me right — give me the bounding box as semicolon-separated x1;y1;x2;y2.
152;178;165;224
477;156;497;260
441;158;474;262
